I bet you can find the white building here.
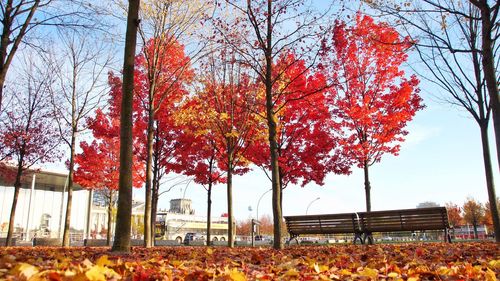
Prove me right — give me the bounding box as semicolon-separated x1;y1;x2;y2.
0;169;144;242
0;170;90;240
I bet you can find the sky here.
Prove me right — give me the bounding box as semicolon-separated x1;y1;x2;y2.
6;0;499;222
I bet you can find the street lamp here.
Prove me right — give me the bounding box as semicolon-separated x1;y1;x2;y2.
306;197;320;215
256;188;272;221
256;188;272;235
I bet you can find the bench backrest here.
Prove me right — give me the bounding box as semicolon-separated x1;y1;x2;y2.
284;213;361;236
358;207;449;232
284;207;450;236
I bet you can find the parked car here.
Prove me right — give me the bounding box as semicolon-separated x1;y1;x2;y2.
255;235;272;242
183;233;205;245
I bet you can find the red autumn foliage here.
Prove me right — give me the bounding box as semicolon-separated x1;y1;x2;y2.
248;53;351;188
74;109;144;191
322;14;424;211
175;50;263;246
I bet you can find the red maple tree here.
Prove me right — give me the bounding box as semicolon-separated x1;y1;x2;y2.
74;108;144;245
106;38;193;245
176;51;263;247
135;37;193;246
173;117;226;243
322;14;423;211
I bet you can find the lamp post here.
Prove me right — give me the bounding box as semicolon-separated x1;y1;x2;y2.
256;188;272;235
306;197;320;215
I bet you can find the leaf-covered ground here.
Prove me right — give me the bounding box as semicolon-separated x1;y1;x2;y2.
0;242;498;280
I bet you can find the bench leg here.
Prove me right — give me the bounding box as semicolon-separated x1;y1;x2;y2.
353;233;364;245
445;228;452;243
287;234;299;246
363;232;374;245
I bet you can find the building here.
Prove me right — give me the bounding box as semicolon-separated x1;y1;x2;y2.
0;169;90;241
0;168;144;242
155;199;228;243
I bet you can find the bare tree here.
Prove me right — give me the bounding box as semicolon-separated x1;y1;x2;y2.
48;30;113;246
94;188;118;246
365;0;500;243
112;0;140;253
0;0;102;112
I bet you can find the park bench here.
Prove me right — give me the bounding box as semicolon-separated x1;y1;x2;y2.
32;238;63;246
285;207;451;245
285;212;364;244
359;207;451;244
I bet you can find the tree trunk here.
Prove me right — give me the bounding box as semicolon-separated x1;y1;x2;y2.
0;79;4;113
112;0;140;253
106;190;113;246
0;39;7;112
364;160;371;212
5;159;24;246
473;221;478;239
151;133;161;245
151;176;159;246
207;181;212;245
143;96;155;248
227;155;234;247
62;133;76;246
479;123;500;242
262;0;283;251
279;166;284;215
476;2;500;170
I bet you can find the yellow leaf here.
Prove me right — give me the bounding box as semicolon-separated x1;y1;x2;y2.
229;269;247;281
488;260;500;270
207;248;214;255
319;265;329;272
388;272;399;278
485;268;497;281
85;265;119;281
339;269;352;276
85;266;106;281
171;260;184;268
220;112;229;121
284;268;300;277
358;267;378;279
11;263;39;279
95;255;114;267
407;277;419;281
